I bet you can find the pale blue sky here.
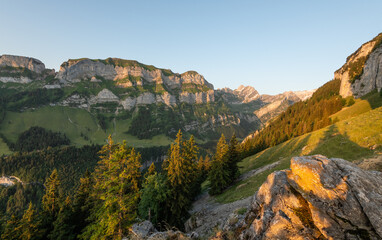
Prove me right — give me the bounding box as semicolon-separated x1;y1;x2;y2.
0;0;381;94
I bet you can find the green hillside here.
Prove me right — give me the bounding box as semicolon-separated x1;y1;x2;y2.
215;92;382;203
0;106;174;154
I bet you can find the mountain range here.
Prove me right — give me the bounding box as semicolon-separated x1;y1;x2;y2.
0;54;315;154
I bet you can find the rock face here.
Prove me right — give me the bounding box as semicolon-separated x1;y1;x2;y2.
179;90;215;104
0;55;46;73
57;58;213;90
336;33;382;98
90;88;119;104
235;85;260;103
235;155;382;240
0;55;53;83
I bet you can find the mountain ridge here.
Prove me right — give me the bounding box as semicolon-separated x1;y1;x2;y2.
0;54;315;149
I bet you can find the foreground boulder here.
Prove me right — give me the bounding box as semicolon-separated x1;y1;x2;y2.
232;155;382;240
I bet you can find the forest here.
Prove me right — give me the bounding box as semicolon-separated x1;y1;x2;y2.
0;131;241;239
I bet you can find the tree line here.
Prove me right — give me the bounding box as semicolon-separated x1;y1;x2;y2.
241;79;346;157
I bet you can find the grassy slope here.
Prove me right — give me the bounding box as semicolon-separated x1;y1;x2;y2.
215;94;382;203
0;106;173;154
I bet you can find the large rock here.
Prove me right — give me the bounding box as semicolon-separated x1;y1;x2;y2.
130;221;158;239
235;155;382;240
0;54;46;73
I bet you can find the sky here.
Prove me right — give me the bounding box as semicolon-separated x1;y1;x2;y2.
0;0;381;95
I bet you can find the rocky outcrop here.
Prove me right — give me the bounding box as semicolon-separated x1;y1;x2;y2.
234;155;382;240
90;88;119;104
0;55;54;83
0;176;22;187
0;55;46;73
57;58;214;91
179;90;215;104
336;33;382;98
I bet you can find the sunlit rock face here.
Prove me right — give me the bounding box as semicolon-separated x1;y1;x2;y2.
336;33;382;98
235;155;382;240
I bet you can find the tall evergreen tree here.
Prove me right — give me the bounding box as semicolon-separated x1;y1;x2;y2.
208;134;230;195
163;130;199;228
49;196;76;240
19;203;42;240
42;169;61;215
182;135;200;197
72;170;94;237
226;133;240;184
41;169;62;239
81;136;141;240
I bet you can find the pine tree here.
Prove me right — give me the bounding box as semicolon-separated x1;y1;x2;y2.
41;169;62;238
197;156;205;173
145;162;156;180
182;135;200;198
163;130;199;228
72;170;94;237
81;136;141;240
208;134;230;195
19;203;42;240
42;169;61;215
204;155;211;172
226;133;240;184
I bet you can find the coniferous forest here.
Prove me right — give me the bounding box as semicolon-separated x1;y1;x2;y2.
0;131;241;239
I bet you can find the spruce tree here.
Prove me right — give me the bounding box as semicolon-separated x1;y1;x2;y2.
41;169;61;238
19;203;42;240
208;134;230;195
204;155;211;172
81;136;141;240
49;196;76;240
42;169;61;215
163;130;199;228
72;170;94;237
182;135;200;198
145;162;156;180
227;133;240;184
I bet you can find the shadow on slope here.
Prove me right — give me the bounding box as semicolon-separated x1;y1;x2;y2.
216;110;381;203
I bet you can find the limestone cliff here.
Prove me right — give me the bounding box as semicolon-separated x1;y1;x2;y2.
0;54;53;83
0;54;46;73
336;33;382;98
57;58;214;90
230;155;382;240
